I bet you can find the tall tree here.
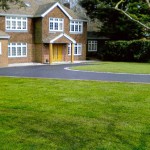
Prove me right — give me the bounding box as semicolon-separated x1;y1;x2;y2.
79;0;150;40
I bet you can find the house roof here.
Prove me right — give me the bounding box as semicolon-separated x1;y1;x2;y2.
0;30;10;39
87;32;110;40
0;0;86;21
34;2;56;17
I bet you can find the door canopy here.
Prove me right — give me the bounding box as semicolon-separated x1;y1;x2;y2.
43;33;76;44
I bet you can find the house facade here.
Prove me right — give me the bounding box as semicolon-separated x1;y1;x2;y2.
0;0;87;67
65;0;110;59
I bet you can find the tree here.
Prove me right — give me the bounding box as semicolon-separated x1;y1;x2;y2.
0;0;24;10
79;0;150;40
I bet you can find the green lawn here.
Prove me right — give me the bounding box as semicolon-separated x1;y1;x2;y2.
72;62;150;74
0;77;150;150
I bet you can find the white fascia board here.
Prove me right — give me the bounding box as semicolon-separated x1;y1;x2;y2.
0;14;33;17
41;2;72;20
63;33;76;44
50;33;63;43
70;19;88;22
0;36;10;39
50;33;76;44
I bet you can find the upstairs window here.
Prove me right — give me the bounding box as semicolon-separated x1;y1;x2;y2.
6;17;27;31
49;18;64;32
88;40;97;52
68;43;82;55
70;21;83;33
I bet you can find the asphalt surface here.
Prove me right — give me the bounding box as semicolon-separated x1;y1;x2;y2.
0;64;150;83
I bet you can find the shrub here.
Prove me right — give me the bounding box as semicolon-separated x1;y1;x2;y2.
98;40;150;62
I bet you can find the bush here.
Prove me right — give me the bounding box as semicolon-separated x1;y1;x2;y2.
98;40;150;62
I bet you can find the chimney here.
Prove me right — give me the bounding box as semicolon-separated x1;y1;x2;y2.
63;2;70;9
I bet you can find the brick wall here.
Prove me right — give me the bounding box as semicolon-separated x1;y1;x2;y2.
0;6;87;64
0;39;8;67
42;7;87;45
34;18;42;44
34;44;43;63
8;43;34;64
42;6;87;61
0;16;35;64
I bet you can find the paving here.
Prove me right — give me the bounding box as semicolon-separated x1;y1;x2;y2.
0;63;150;83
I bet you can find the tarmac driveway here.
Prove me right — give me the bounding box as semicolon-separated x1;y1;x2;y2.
0;64;150;83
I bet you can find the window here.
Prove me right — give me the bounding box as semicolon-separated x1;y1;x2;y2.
88;40;97;51
70;21;83;33
0;42;2;55
68;43;82;55
6;17;27;31
49;18;64;32
8;43;27;57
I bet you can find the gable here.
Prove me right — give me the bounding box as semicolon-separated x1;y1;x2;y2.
40;2;72;19
51;33;76;44
43;33;76;44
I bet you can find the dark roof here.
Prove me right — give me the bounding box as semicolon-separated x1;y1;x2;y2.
87;32;110;40
34;2;56;17
43;33;60;43
0;0;86;20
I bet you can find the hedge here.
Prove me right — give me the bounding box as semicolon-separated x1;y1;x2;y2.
98;40;150;62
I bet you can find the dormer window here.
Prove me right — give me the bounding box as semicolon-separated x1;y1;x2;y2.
70;21;83;34
49;18;64;32
6;16;28;31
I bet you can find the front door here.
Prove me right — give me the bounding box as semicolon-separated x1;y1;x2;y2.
53;44;63;62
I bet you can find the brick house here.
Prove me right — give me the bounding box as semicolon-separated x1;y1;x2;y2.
0;0;87;67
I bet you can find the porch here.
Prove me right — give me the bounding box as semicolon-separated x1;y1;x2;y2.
43;33;76;64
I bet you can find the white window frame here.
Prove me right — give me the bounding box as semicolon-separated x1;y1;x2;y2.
8;43;27;57
70;21;83;34
5;16;28;31
88;40;97;52
49;18;64;32
68;43;82;56
0;42;2;55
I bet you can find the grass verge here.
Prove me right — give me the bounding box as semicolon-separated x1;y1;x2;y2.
72;61;150;74
0;77;150;150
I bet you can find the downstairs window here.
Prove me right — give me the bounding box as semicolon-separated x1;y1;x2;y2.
68;43;82;55
8;43;27;57
88;40;97;52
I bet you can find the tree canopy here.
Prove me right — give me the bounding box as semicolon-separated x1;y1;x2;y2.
0;0;24;10
79;0;150;40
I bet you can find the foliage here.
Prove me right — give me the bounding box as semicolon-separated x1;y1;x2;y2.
0;77;150;149
79;0;150;39
98;40;150;62
0;0;24;10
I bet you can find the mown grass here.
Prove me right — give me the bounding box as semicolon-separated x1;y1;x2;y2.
0;77;150;150
72;61;150;74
